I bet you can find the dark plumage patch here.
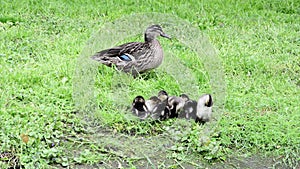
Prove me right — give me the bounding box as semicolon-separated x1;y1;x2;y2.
206;94;213;107
132;96;146;112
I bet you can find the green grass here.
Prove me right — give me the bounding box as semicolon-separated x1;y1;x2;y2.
1;0;299;168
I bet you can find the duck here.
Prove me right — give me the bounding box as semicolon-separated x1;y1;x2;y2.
131;96;150;120
157;90;186;118
178;94;198;120
196;94;213;124
91;25;171;76
145;96;170;120
167;95;185;118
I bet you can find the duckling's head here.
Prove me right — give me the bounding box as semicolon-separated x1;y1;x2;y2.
198;94;213;107
157;90;168;101
132;96;146;111
145;25;171;41
149;96;161;104
179;94;190;102
205;94;213;107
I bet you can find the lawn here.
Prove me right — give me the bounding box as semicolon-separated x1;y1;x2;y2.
1;0;299;168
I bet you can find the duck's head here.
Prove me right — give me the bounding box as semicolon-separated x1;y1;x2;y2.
179;94;190;102
157;90;168;101
149;96;161;104
204;94;213;107
145;25;171;41
133;95;146;105
198;94;213;107
132;96;147;111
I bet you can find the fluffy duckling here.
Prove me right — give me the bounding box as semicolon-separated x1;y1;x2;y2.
178;94;198;120
131;96;149;120
196;94;213;124
145;96;169;120
167;95;185;118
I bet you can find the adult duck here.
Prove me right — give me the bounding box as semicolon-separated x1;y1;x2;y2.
91;25;171;76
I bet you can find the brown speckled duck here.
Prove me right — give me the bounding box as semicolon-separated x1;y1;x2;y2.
91;25;171;76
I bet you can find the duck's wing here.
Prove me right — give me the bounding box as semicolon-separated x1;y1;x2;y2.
91;42;147;63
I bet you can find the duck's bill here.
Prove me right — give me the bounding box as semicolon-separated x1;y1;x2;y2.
161;33;171;39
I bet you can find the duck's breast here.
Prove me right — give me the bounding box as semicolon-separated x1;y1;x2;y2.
150;40;164;67
136;40;164;72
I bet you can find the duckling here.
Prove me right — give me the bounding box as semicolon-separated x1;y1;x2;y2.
131;96;149;120
167;95;185;118
178;94;198;120
196;94;213;124
91;25;171;76
145;96;170;120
